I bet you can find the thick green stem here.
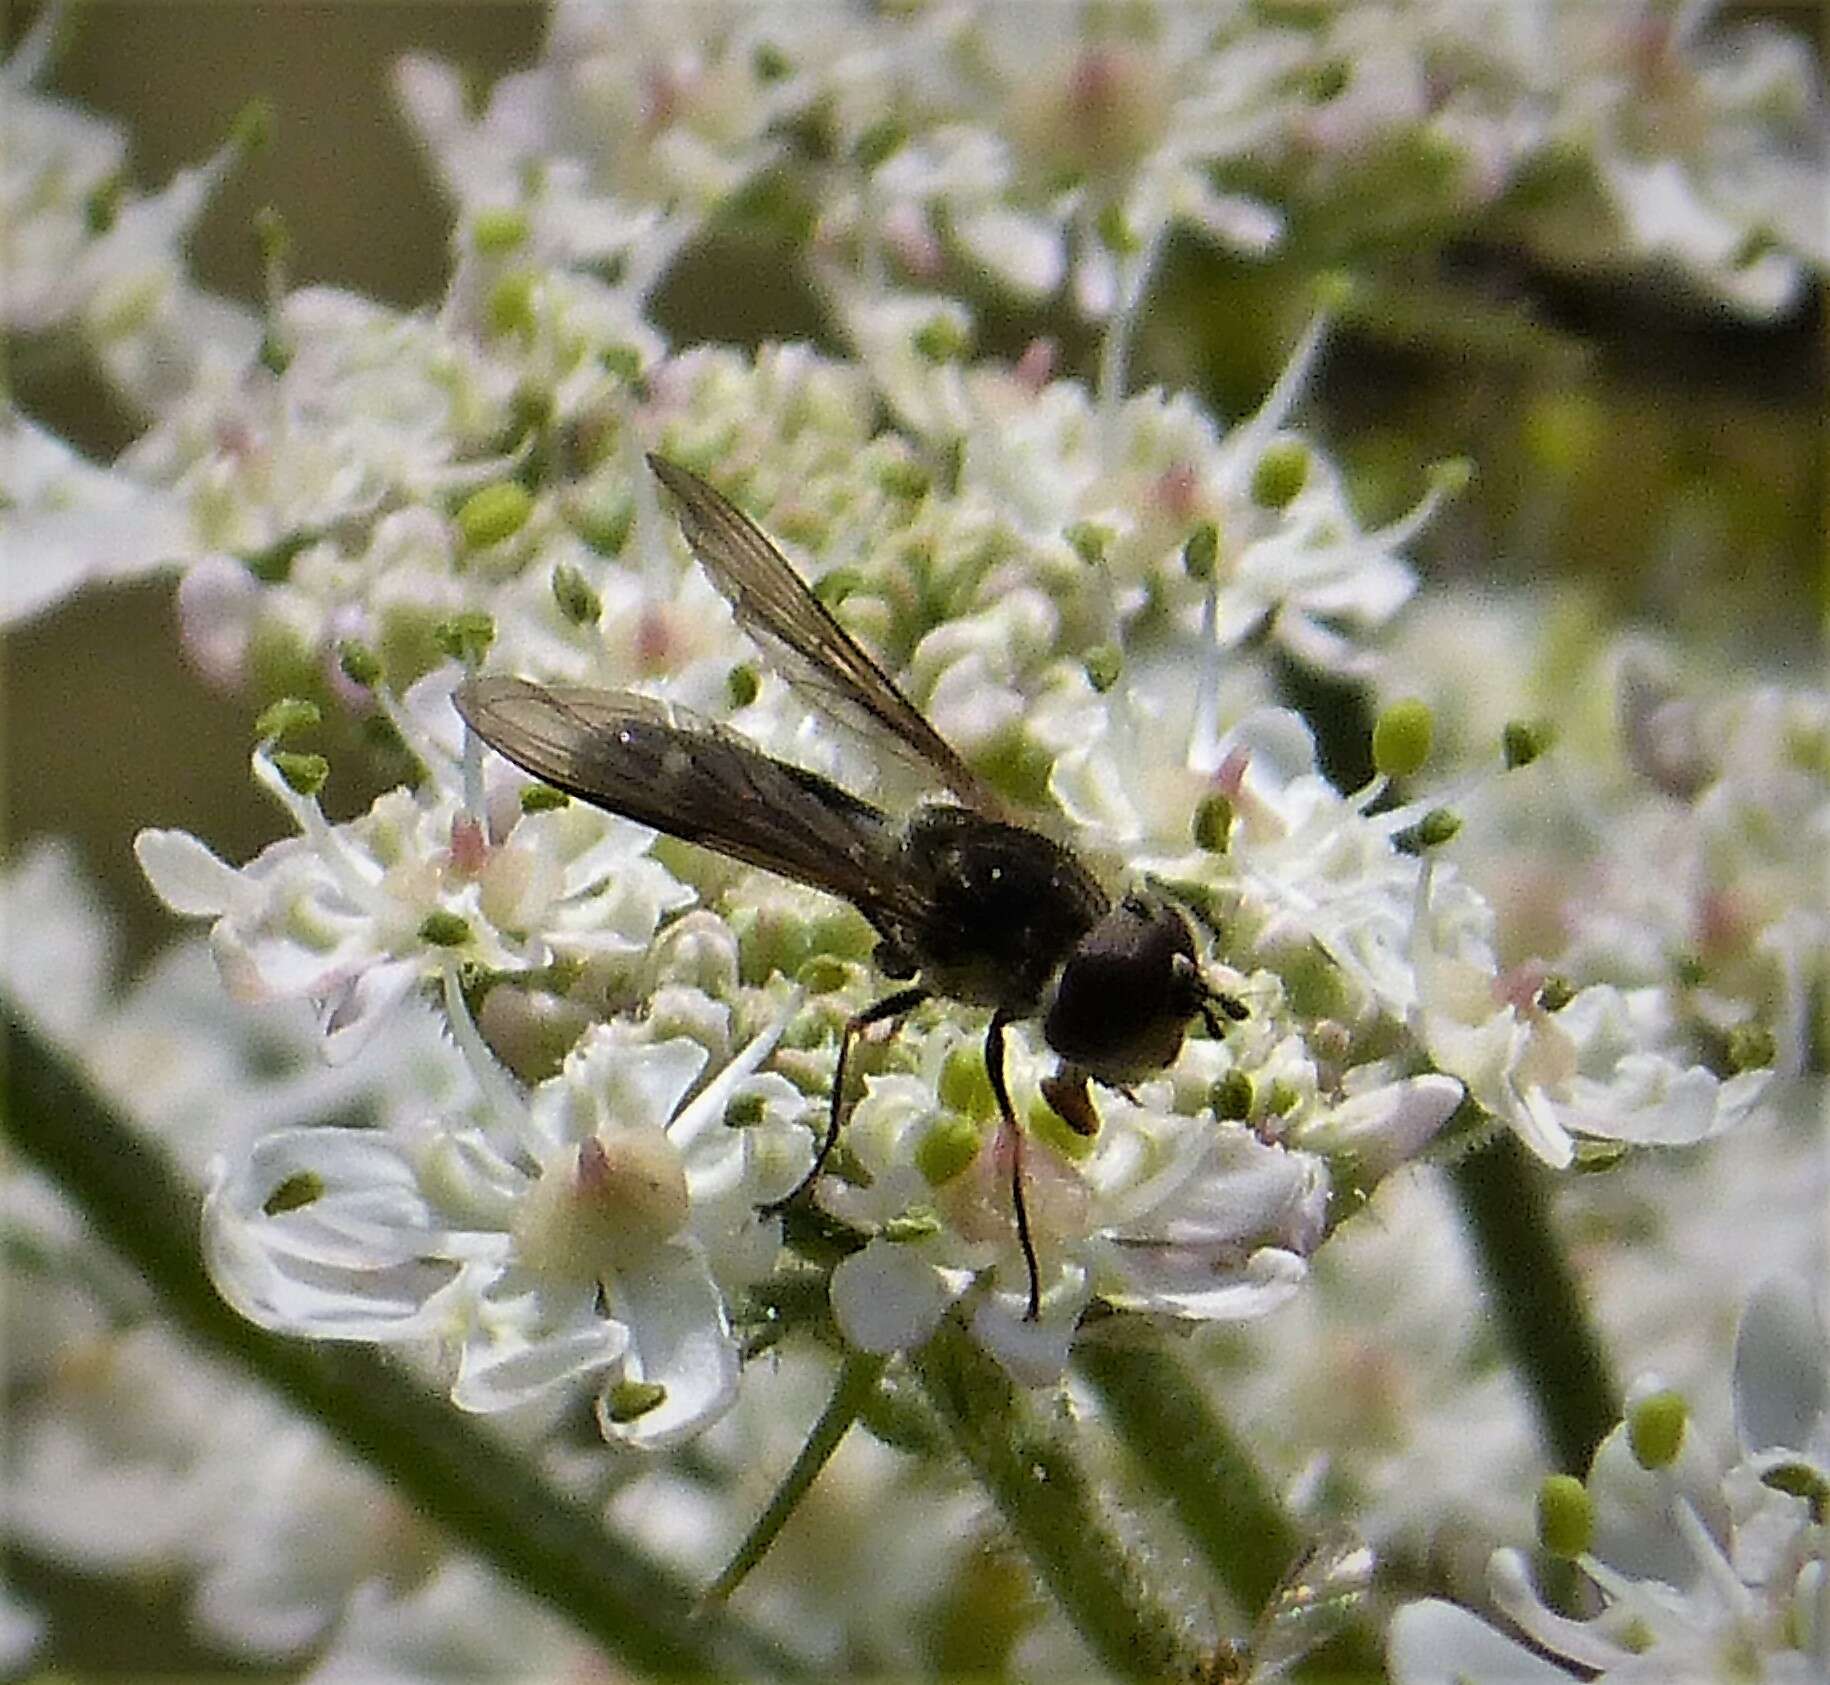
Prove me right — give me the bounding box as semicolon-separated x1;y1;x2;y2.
1;1006;808;1680
911;1318;1201;1680
1077;1340;1298;1615
1449;1132;1622;1474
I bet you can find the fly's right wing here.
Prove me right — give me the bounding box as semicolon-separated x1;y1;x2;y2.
455;676;919;930
647;454;1006;818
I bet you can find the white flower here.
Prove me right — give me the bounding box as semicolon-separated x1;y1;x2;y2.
136;672;690;1064
203;1008;809;1450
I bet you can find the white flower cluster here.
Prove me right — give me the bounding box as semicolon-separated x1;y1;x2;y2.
1390;1275;1830;1681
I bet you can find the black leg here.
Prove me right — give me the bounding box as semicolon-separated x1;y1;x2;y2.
985;1010;1042;1321
759;985;927;1215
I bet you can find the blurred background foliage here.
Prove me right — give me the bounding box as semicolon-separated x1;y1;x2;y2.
3;0;1822;966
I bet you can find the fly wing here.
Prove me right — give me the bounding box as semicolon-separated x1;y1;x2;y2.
647;454;1004;817
455;675;919;928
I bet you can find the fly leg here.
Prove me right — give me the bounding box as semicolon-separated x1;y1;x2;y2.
760;985;927;1215
986;1009;1043;1321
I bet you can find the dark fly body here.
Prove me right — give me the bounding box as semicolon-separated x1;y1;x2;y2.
455;455;1243;1317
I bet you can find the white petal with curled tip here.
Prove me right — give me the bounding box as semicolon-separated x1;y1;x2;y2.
1734;1274;1828;1458
1386;1599;1573;1684
453;1315;631;1413
830;1238;960;1355
595;1238;740;1450
319;958;423;1065
1097;1243;1308;1322
135;828;247;917
970;1278;1089;1387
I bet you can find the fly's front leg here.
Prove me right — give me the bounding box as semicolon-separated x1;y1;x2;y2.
985;1010;1043;1322
760;985;927;1216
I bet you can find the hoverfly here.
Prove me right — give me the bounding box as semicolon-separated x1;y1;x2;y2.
456;456;1243;1317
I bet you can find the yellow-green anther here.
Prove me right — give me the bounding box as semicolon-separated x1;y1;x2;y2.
1523;394;1606;477
1538;974;1576;1012
231;96;276;155
1673;952;1707;988
878;458;931;500
84;174;124;234
939;1045;995;1119
1315;269;1356;312
1182;522;1219;582
1431;457;1474;498
271;752;329;797
912;315;969;364
813;567;865;609
433;612;496;666
486;272;536;338
520;785;569;814
605;1379;668;1423
1502;720;1553;770
884;1210;943;1243
1572;1139;1630;1173
419;911;473;948
255;697;322;743
1726;1022;1776;1072
1372;698;1434;778
254;204;291;267
258;330;292;378
915;1112;984;1186
727;664;761;709
551;563;601;626
1083;645;1122;694
1251;440;1310;509
723;1092;767;1130
576;495;634;557
1628;1390;1687;1469
1301;57;1350;100
458;482;533;550
509;383;554;436
600;342;644;381
1536;1475;1593;1558
1267;1077;1301;1116
752;40;791;81
1416;807;1462;849
854;116;907;170
262;1171;324;1216
471;207;530;256
1760;1461;1830;1523
1064;521;1112;566
1095;200;1139;254
1193;791;1234;852
337;641;381;688
1211;1069;1254;1121
242;531;312;583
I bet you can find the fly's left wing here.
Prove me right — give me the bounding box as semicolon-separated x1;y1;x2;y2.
647;454;1004;817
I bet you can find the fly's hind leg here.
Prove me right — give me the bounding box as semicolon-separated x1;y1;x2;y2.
759;985;927;1216
985;1010;1043;1321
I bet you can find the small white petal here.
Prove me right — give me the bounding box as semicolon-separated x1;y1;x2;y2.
1734;1275;1828;1457
1387;1598;1574;1683
453;1318;630;1413
596;1239;739;1450
970;1283;1087;1388
135;828;244;917
319;959;423;1065
830;1239;958;1355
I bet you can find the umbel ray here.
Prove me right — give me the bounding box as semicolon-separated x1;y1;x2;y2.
455;455;1246;1318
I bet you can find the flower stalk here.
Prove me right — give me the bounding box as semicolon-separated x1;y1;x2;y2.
1;1003;810;1681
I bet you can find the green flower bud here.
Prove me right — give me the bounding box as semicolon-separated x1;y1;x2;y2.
600;342;644;382
1083;645;1122;694
854;116;907;171
727;664;761;709
433;612;496;666
752;40;792;82
84;174;125;234
575;494;635;557
231;96;276;155
471;207;530;256
520;785;569;814
1536;1474;1593;1558
1182;522;1220;582
485;272;537;338
270;752;329;796
550;563;601;626
1502;719;1554;771
1372;698;1433;778
1210;1069;1254;1121
419;911;473;948
884;1209;943;1243
1415;807;1461;848
912;315;970;364
1627;1390;1687;1469
254;697;322;743
458;482;534;550
337;640;382;688
939;1044;995;1119
1064;521;1112;566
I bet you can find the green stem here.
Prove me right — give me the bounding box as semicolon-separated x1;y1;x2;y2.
1076;1340;1299;1616
911;1318;1201;1681
1;1006;808;1680
704;1349;887;1606
1449;1132;1622;1474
